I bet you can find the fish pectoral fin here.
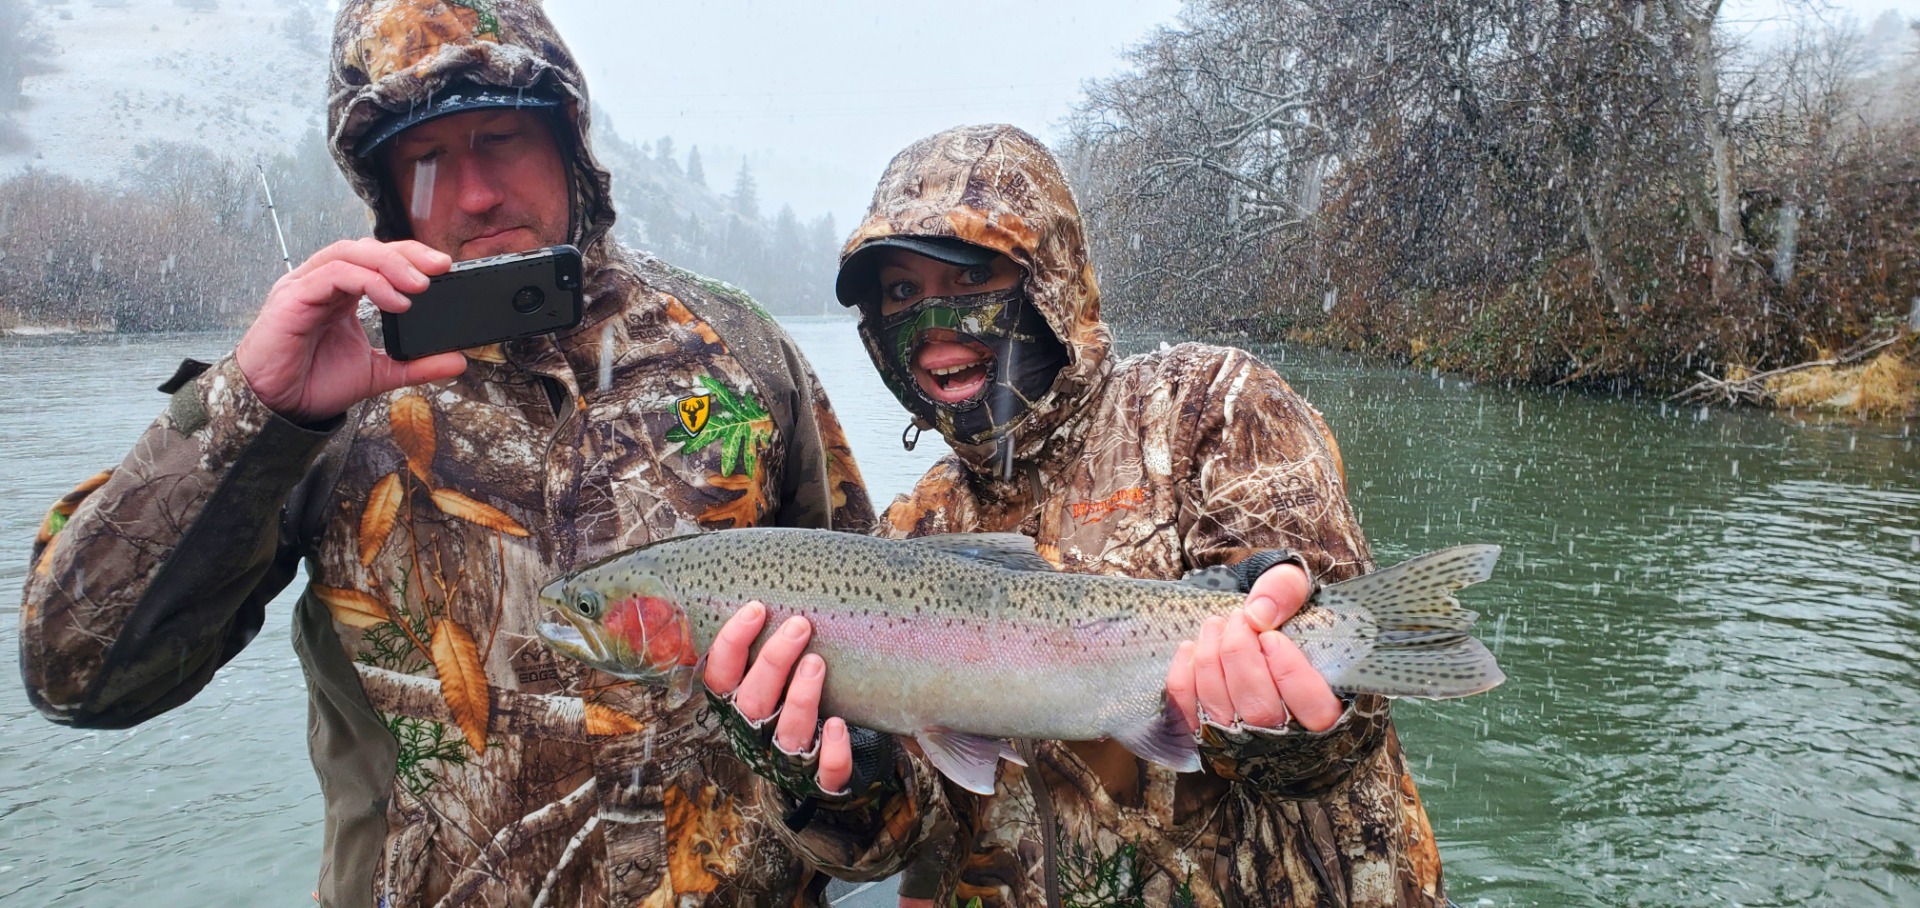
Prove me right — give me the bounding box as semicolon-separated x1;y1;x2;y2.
914;727;1026;795
907;533;1056;572
1111;700;1201;773
666;663;701;709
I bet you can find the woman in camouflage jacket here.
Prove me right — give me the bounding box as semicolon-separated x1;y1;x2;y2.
708;124;1452;907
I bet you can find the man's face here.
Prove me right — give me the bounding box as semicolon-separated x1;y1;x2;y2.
871;248;1023;406
385;108;570;261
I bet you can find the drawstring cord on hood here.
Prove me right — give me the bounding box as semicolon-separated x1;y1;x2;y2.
996;323;1020;481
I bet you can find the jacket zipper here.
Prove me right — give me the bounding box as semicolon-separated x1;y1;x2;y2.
1014;739;1063;908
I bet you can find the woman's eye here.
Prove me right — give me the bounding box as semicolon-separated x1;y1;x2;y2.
960;265;994;285
884;280;918;302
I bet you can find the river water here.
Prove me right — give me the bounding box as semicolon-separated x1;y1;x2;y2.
1;323;1915;906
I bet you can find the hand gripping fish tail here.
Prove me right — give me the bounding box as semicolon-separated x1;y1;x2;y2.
534;529;1506;794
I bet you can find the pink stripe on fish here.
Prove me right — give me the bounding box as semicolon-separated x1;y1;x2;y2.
770;604;1156;667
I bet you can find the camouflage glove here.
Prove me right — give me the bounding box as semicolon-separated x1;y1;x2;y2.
1232;547;1319;595
706;689;900;826
1197;548;1382;798
1197;693;1390;799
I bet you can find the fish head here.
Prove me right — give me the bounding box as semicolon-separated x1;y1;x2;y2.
536;566;698;685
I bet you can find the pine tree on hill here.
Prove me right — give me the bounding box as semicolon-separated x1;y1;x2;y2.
729;161;759;220
655;135;680;176
687;145;706;188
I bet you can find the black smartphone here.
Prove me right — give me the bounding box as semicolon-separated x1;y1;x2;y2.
381;244;585;361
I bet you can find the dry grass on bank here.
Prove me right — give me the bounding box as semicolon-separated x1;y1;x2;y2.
1766;340;1920;418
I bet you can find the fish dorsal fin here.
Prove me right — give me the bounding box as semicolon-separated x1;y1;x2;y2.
1174;565;1240;592
908;533;1056;572
915;727;1027;794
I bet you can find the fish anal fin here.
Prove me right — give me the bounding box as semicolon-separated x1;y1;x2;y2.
915;727;1025;794
1110;700;1201;773
908;533;1056;572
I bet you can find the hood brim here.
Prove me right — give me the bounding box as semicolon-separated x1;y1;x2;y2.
353;83;562;159
835;236;1000;307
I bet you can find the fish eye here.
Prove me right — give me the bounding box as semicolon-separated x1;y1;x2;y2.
574;590;605;619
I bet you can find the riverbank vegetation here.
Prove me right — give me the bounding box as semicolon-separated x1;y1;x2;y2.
0;133;363;332
1066;1;1920;416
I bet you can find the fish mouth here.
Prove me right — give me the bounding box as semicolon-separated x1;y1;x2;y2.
536;620;606;666
911;329;993;405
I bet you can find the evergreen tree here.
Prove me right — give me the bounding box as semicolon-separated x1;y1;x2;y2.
655;135;680;176
771;203;803;256
729;161;759;219
686;145;706;188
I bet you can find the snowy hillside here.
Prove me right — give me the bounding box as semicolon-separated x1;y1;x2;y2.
2;0;328;182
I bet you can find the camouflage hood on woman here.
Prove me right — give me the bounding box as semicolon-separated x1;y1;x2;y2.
765;126;1448;907
842;124;1114;477
22;1;874;905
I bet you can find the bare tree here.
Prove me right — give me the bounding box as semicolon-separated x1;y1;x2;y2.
1065;0;1916;389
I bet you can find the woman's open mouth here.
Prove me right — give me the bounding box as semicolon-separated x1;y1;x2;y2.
911;329;994;404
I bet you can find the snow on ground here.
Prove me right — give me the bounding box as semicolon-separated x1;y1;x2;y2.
2;0;328;184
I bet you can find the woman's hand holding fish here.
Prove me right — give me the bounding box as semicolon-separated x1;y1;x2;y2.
703;601;854;795
1165;564;1345;733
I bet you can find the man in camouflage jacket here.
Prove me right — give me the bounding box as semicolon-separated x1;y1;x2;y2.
708;125;1450;907
18;0;874;904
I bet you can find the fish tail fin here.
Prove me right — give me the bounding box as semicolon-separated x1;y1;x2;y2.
1321;545;1507;699
1111;700;1201;773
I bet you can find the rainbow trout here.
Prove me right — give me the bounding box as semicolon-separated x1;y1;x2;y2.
537;529;1504;793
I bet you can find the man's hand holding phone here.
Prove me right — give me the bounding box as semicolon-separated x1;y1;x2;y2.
236;238;468;424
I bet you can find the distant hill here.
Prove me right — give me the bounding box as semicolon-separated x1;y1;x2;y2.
0;0;329;179
593;113;846;317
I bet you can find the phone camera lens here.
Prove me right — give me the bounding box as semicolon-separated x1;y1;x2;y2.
512;286;545;314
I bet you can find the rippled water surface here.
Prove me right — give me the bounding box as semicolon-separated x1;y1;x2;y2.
2;325;1914;906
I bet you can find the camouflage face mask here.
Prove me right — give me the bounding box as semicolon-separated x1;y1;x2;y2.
858;286;1069;448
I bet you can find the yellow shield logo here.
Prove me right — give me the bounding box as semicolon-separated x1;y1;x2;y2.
676;394;712;435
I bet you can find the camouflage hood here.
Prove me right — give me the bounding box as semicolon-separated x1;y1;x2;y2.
326;0;615;255
843;124;1113;475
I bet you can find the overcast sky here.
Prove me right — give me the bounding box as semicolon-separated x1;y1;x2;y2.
544;0;1917;229
544;0;1184;227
